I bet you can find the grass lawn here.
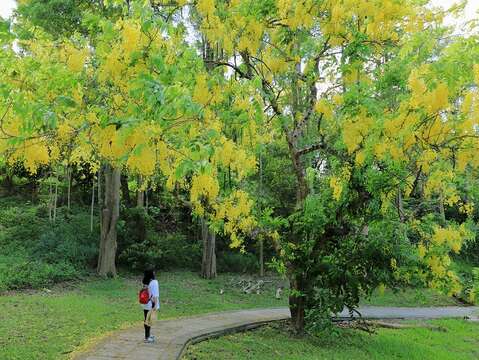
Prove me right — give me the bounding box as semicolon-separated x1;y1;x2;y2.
183;319;479;360
361;287;460;307
0;271;287;360
0;271;467;360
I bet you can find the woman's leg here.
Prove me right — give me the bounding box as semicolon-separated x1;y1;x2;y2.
144;310;151;339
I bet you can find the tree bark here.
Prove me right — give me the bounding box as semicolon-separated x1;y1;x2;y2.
201;218;217;279
286;130;309;332
137;176;144;208
53;177;58;223
120;172;132;207
259;147;265;277
98;167;102;233
397;187;405;222
48;175;53;222
289;274;306;333
259;238;264;277
97;164;121;277
66;166;71;211
439;192;446;224
90;178;95;233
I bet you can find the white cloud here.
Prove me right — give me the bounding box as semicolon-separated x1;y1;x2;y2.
430;0;479;24
0;0;16;19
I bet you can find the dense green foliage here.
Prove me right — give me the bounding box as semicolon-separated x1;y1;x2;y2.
0;197;97;291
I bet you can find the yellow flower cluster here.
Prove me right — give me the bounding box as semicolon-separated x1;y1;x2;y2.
408;70;449;114
330;176;343;201
9;140;50;174
121;22;142;57
127;145;156;176
236;19;264;54
193;74;210;106
190;173;220;214
329;167;351;201
61;43;88;73
342;115;373;154
94;125;126;161
459;202;474;216
423;169;453;198
314;99;333;120
197;0;215;17
214;190;256;249
431;225;470;254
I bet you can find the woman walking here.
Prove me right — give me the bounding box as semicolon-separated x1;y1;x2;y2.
142;269;160;343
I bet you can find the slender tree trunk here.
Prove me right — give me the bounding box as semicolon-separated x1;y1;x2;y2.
48;175;53;222
66;166;71;211
90;178;95;233
397;187;405;222
137;176;144;208
145;189;149;212
98;167;102;234
3;171;14;195
97;164;121;277
259;147;264;277
289;274;306;333
439;192;446;223
286;132;309;333
201;218;217;279
53;177;58;223
120;172;131;207
259;239;264;277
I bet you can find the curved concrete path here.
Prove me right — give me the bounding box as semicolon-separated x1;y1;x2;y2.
74;306;479;360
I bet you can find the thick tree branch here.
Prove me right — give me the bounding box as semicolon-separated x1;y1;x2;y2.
297;142;325;157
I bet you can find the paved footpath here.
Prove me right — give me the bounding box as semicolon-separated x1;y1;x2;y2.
75;306;479;360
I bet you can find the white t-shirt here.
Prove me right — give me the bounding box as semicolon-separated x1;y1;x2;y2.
143;279;160;310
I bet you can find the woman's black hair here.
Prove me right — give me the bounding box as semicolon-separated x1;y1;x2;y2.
142;269;155;285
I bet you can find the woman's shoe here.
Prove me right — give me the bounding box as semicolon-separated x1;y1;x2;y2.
144;336;155;343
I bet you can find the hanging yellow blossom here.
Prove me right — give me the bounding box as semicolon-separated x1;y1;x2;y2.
127;145;156;176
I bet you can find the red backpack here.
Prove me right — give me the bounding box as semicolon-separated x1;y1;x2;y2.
139;287;150;304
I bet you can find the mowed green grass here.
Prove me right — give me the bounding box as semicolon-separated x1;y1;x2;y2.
0;271;468;360
184;319;479;360
361;287;460;307
0;272;287;360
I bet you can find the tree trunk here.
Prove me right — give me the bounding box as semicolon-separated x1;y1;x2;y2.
201;218;217;279
259;147;264;277
439;192;446;224
3;172;14;195
286;131;309;333
289;274;306;333
137;176;144;208
90;178;95;233
259;238;264;277
66;166;71;211
97;165;121;277
120;172;132;207
397;187;405;222
98;167;102;233
53;177;58;223
48;176;53;222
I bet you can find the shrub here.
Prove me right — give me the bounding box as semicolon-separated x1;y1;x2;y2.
119;232;201;271
0;199;98;290
0;254;78;290
33;212;98;268
217;251;259;273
